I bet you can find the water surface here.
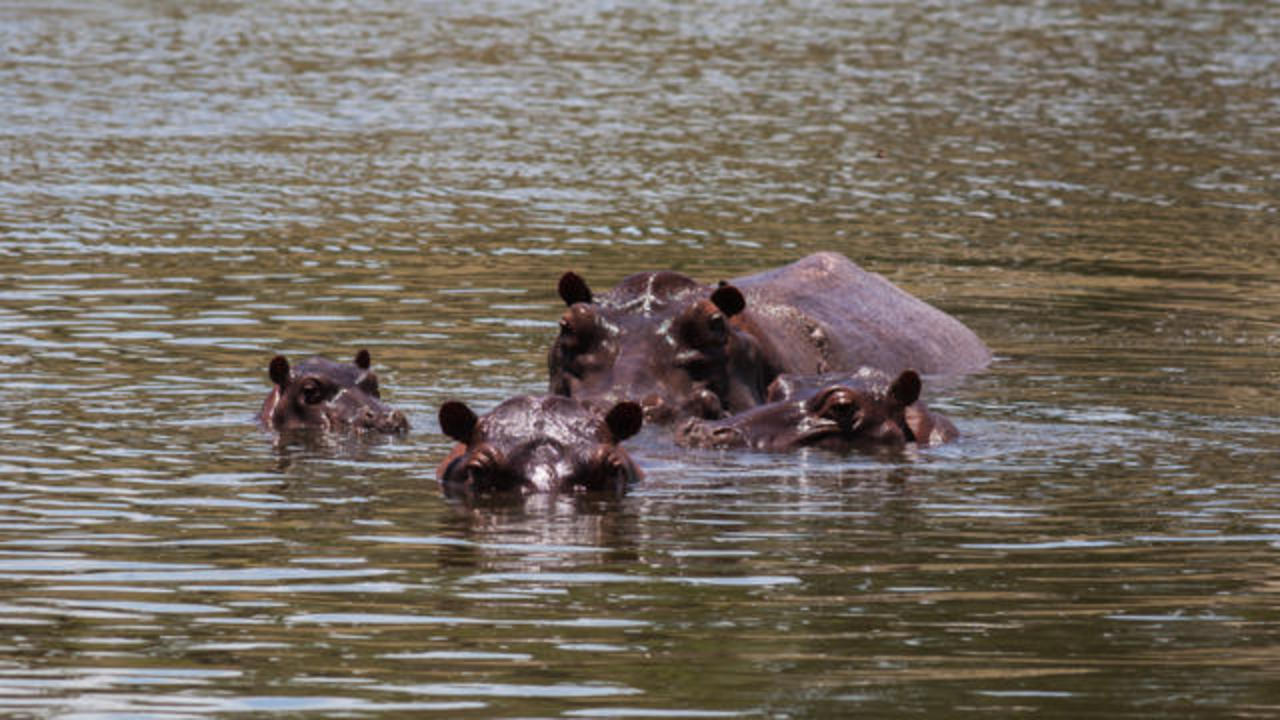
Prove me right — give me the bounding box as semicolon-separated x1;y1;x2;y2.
1;1;1278;717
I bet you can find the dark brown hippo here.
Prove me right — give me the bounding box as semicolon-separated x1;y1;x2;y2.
548;252;989;423
437;395;643;497
260;349;409;435
765;367;959;447
676;368;956;453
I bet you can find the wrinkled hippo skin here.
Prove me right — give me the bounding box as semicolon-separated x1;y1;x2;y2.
437;395;643;497
548;252;989;423
676;368;956;453
260;349;409;435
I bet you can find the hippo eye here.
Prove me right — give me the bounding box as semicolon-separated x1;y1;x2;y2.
300;379;327;405
707;313;726;337
358;376;381;398
676;352;713;381
685;359;710;380
597;451;631;484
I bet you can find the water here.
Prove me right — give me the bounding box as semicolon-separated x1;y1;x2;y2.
2;0;1278;717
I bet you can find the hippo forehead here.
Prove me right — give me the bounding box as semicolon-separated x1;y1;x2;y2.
771;367;894;402
292;356;367;386
599;271;706;317
474;395;610;450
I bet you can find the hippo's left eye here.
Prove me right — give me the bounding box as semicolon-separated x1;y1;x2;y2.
300;379;328;405
707;313;726;338
358;376;381;398
603;452;631;480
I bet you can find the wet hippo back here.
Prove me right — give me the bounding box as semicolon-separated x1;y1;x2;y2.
731;252;991;376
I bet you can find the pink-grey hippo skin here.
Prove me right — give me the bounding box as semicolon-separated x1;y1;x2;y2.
437;395;644;498
676;368;956;453
547;252;990;423
260;349;409;435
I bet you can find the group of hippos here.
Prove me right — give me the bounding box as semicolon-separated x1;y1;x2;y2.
259;252;992;497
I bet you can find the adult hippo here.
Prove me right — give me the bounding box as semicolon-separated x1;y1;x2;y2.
548;252;989;422
676;368;956;453
437;395;643;497
260;349;409;435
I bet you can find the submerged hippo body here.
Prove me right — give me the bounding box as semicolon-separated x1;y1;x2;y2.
677;368;955;453
548;252;989;423
260;349;409;435
437;395;643;497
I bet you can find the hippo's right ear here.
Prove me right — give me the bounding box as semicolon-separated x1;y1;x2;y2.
604;401;643;443
889;370;922;408
268;356;291;388
558;271;593;306
710;284;746;317
439;401;479;444
354;349;372;370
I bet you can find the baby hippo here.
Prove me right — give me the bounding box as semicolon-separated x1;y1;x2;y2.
260;349;409;435
437;395;643;497
676;368;956;453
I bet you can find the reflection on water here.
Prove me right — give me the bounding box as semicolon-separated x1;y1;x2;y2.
2;0;1279;717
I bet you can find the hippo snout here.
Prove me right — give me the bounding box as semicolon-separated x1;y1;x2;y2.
354;406;409;434
376;408;410;434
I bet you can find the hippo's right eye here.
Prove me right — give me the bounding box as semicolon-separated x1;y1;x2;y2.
300;379;327;405
676;351;713;381
358;376;381;398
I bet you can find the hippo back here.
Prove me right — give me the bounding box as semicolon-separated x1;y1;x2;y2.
731;252;991;376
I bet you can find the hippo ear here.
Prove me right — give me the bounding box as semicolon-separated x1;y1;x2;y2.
268;355;291;388
604;401;643;442
354;349;371;370
710;284;746;317
438;401;479;444
558;271;593;306
889;370;922;407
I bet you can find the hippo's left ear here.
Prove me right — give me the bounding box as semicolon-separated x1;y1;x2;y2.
268;356;291;388
558;271;593;306
604;401;643;442
889;370;922;407
354;349;371;370
439;401;479;444
710;284;746;317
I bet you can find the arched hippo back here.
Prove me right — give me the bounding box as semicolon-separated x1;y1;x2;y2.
731;252;991;377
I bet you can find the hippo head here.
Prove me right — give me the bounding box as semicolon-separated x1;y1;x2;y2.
437;395;643;497
261;349;410;435
677;369;924;453
547;270;772;423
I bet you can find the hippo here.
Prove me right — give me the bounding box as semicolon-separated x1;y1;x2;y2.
548;252;989;423
437;395;644;497
765;367;959;446
260;349;409;435
676;368;955;453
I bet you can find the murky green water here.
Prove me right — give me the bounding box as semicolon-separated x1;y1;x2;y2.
2;1;1278;717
